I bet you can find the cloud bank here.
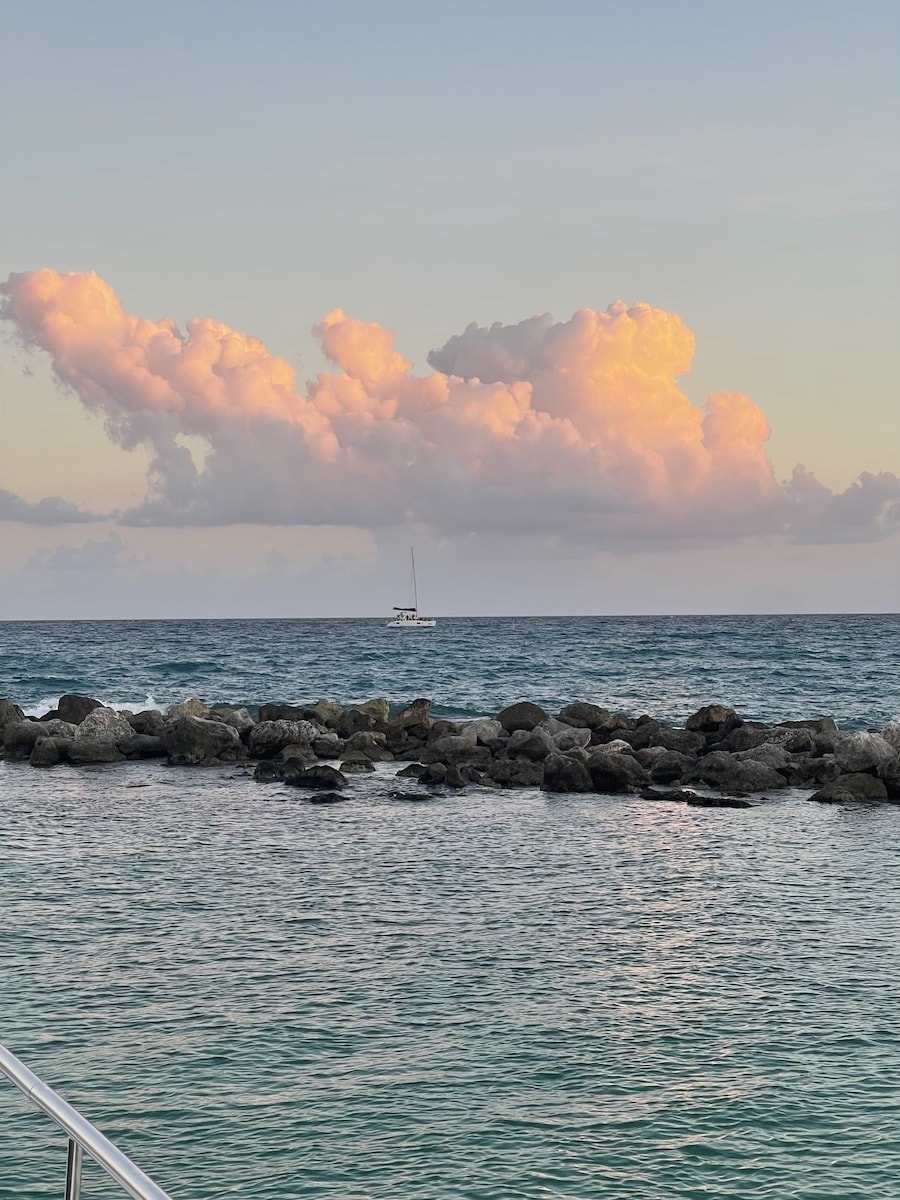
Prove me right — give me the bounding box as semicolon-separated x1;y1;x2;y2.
2;268;897;545
27;531;137;571
0;485;103;525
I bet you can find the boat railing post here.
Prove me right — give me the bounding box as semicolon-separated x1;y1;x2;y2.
66;1136;84;1200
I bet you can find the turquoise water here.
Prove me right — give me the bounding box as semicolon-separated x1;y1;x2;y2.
1;616;900;1197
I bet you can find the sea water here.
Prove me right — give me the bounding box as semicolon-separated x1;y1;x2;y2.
1;615;899;1198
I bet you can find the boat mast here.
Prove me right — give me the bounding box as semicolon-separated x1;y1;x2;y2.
410;546;418;611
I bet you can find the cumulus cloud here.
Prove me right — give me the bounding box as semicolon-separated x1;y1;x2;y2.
0;486;103;524
1;268;895;545
27;531;138;571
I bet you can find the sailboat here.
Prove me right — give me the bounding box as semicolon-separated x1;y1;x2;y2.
387;548;436;627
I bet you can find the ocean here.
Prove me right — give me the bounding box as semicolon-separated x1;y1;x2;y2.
1;614;899;1198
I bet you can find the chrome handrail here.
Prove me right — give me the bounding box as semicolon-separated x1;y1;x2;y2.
0;1041;175;1200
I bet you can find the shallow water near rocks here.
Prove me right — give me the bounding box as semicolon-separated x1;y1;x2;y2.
1;614;899;1197
2;759;900;1199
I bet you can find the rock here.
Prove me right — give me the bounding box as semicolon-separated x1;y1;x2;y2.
603;738;634;754
834;731;895;774
419;763;448;786
587;750;649;794
56;694;103;724
0;698;25;736
716;723;770;752
128;709;166;737
463;718;504;744
557;701;613;731
392;698;433;729
162;716;243;765
312;733;342;759
118;734;166;759
277;743;316;766
283;764;348;790
396;763;426;778
685;705;739;734
421;736;491;767
355;697;390;722
687;751;787;792
484;758;545;788
685;794;753;809
881;722;900;754
166;697;210;720
496;701;549;733
340;757;376;774
247;720;318;758
38;719;77;739
30;738;69;767
343;730;392;761
809;773;889;803
254;760;295;783
309;699;343;726
541;753;594;793
649;750;695;784
733;744;793;772
75;707;133;744
540;719;592;751
258;703;312;723
3;720;47;759
763;726;815;754
68;738;126;764
506;727;554;760
336;708;377;738
650;725;704;755
214;707;256;734
880;755;900;800
306;791;346;805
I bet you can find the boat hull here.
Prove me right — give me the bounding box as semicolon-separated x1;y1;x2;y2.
386;617;436;627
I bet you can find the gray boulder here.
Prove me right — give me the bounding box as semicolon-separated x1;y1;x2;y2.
30;737;71;767
496;701;549;733
310;699;344;726
163;716;243;765
68;738;126;764
283;765;348;790
312;732;342;759
392;698;433;731
541;753;594;793
650;725;704;755
119;734;166;759
258;703;309;723
587;750;649;794
214;707;256;734
0;699;25;737
336;707;377;738
422;735;491;767
3;720;47;759
685;705;739;734
463;718;504;744
57;694;103;724
341;757;376;774
649;750;695;784
128;709;166;737
881;722;900;754
343;730;392;761
75;707;133;744
835;731;895;774
247;720;318;758
540;718;591;751
687;751;786;792
733;744;793;772
557;702;614;731
355;697;390;722
484;758;545;788
763;726;815;754
809;773;889;803
166;697;210;720
507;727;555;760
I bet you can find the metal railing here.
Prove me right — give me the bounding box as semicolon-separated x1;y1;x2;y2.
0;1041;174;1200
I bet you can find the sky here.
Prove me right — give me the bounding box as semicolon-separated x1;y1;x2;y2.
0;0;897;617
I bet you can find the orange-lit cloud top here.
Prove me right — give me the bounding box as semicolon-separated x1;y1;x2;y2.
2;268;898;542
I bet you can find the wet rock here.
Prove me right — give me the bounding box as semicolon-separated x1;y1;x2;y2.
650;725;704;755
809;773;889;803
649;750;695;784
464;718;504;744
834;731;895;775
3;720;47;759
685;705;739;734
128;709;166;737
306;791;347;805
557;702;614;731
763;726;815;754
603;738;634;754
118;734;166;759
540;719;592;751
392;698;433;730
166;697;210;720
247;720;318;758
484;758;545;789
496;701;549;733
685;793;753;809
277;743;316;767
507;727;554;760
308;699;343;726
355;697;390;723
312;733;342;759
587;749;649;794
336;707;377;738
733;744;793;772
340;757;376;774
0;698;25;737
881;722;900;754
68;738;126;764
343;730;392;761
162;715;244;766
257;703;308;723
396;763;426;778
422;735;491;767
541;753;594;793
30;737;71;767
283;764;348;790
75;707;133;744
687;751;787;792
56;694;103;725
212;707;256;734
716;723;770;753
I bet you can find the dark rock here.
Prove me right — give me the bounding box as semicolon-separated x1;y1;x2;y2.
343;730;392;761
387;789;433;802
421;736;491;768
162;715;244;766
30;738;68;767
56;694;103;725
312;733;342;759
484;758;545;789
834;732;895;774
3;720;45;759
396;763;426;778
310;698;344;726
764;726;815;754
0;698;25;736
651;725;704;755
809;773;889;804
716;723;770;753
355;697;390;722
685;793;753;809
39;709;62;722
587;749;649;794
305;791;346;804
649;750;695;784
247;719;318;758
464;718;504;744
257;703;308;723
541;753;594;793
167;698;210;720
507;727;554;760
128;709;166;737
540;719;592;751
336;707;377;738
283;764;348;790
68;738;126;764
557;701;614;731
419;763;447;786
118;734;166;759
687;751;787;792
496;701;549;733
444;764;469;788
341;757;376;774
210;707;255;734
685;704;740;734
392;698;433;730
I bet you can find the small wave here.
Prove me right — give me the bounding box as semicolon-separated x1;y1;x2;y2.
149;661;225;674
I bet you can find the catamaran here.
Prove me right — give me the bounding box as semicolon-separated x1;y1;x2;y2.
387;548;436;628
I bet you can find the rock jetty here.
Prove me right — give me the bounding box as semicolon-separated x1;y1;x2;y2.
1;694;898;805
